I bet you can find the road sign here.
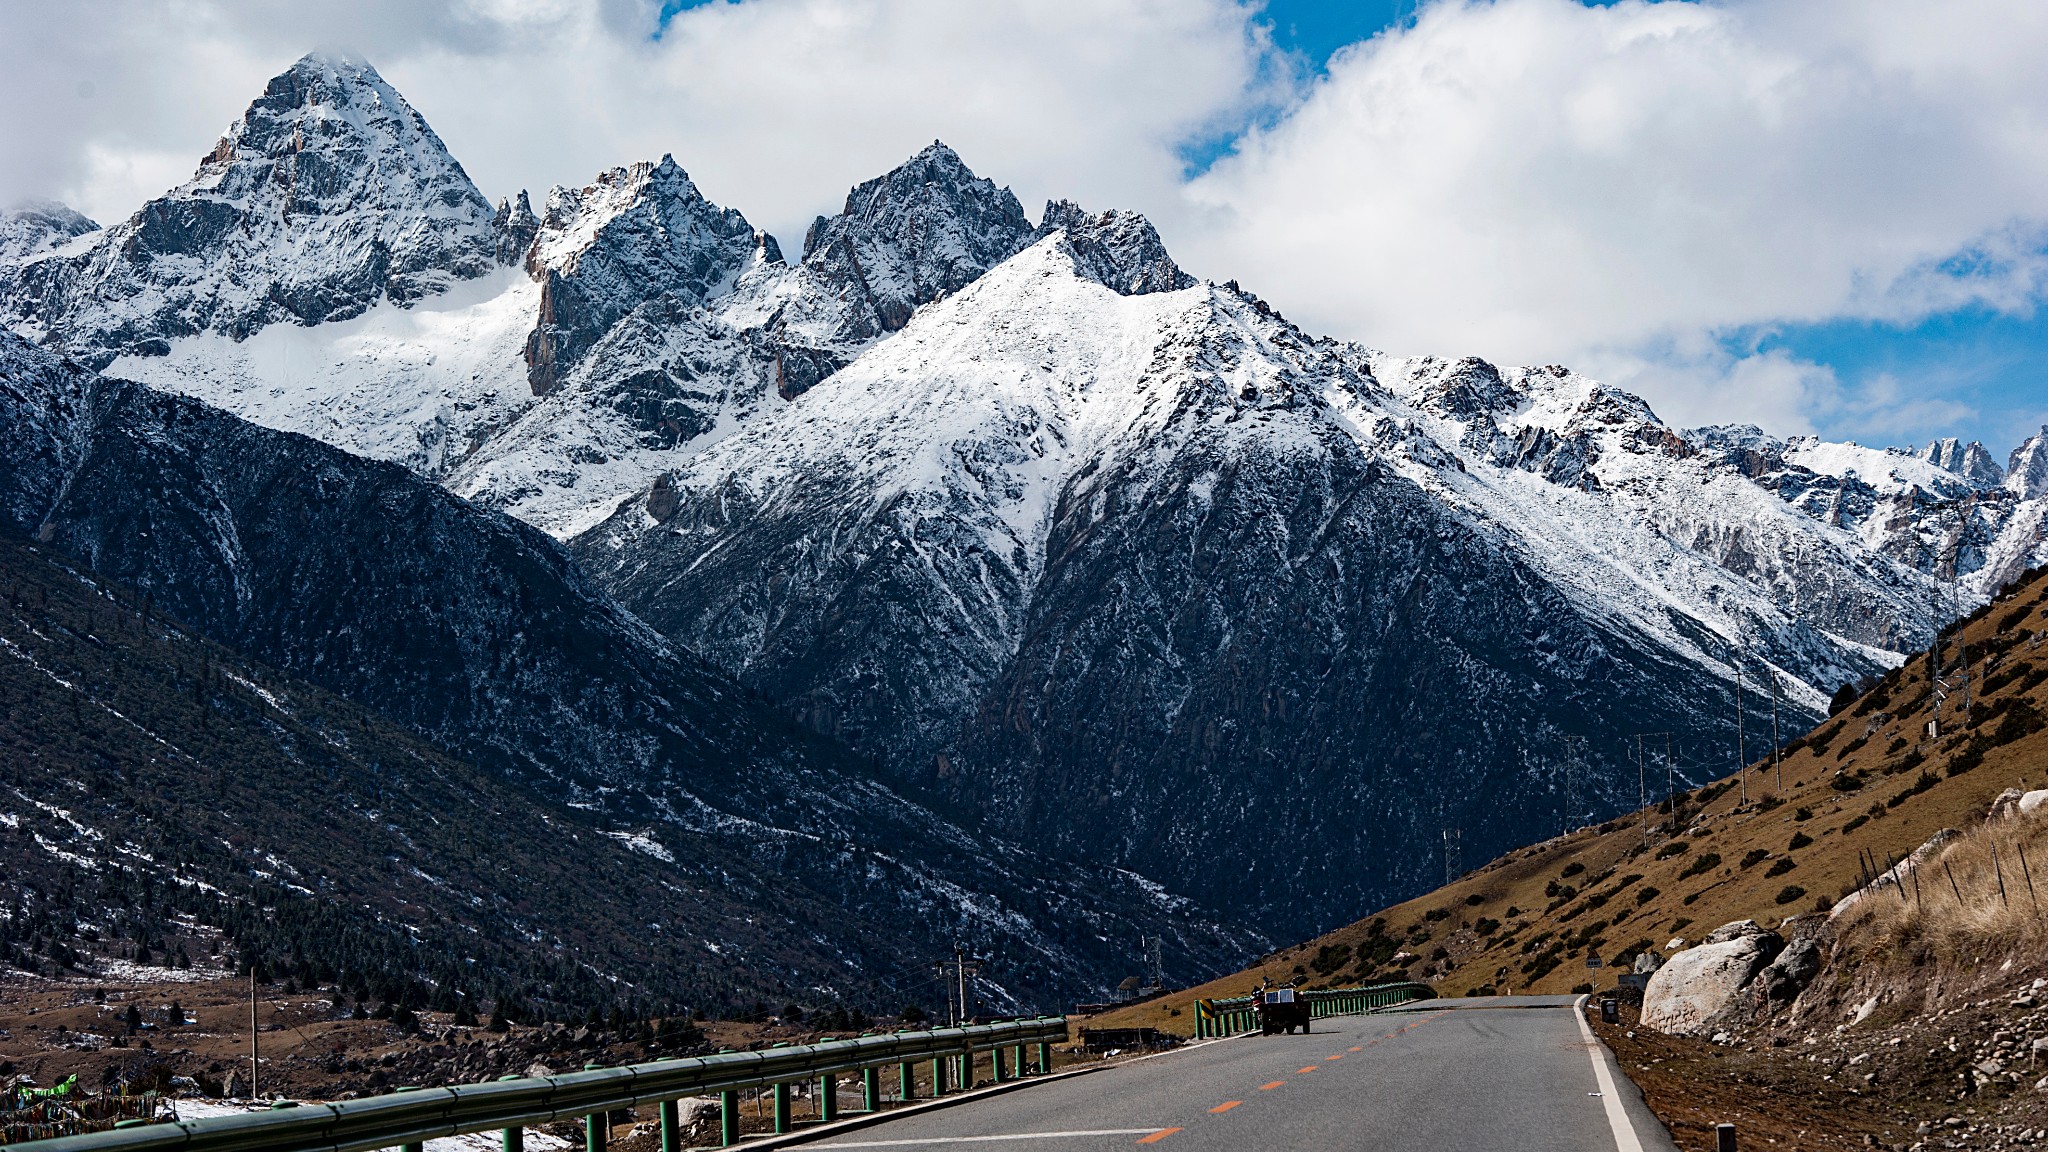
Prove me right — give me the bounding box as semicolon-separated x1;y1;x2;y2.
1585;954;1602;969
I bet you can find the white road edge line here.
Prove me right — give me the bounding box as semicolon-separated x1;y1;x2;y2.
1573;994;1645;1152
810;1131;1166;1148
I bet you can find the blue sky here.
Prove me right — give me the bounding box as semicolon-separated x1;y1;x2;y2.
1242;0;2045;459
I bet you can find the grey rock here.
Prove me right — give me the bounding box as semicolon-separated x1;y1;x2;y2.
1640;928;1784;1036
1036;199;1194;296
1920;437;2005;489
800;140;1034;334
522;156;759;395
2011;429;2048;500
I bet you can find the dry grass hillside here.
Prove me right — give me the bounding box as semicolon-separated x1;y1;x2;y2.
1100;564;2048;1036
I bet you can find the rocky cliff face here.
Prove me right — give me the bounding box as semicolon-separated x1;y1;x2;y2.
521;156;762;396
800;141;1036;336
2;53;501;366
1921;436;2006;489
0;327;1256;1002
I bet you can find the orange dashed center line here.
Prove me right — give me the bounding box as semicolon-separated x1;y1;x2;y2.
1325;1054;1344;1061
1297;1065;1320;1074
1209;1101;1243;1114
1258;1081;1286;1091
1348;1046;1363;1051
1137;1128;1182;1144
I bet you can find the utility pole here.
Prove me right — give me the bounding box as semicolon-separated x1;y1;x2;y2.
249;970;258;1100
1733;642;1749;805
1767;665;1783;791
1561;736;1585;835
1442;828;1463;885
1665;734;1675;813
935;947;981;1026
1636;735;1648;848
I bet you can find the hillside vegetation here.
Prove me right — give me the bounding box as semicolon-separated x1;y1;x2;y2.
0;535;935;1019
1102;562;2048;1031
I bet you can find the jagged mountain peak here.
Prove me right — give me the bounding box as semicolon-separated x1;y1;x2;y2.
2009;427;2048;499
1916;436;2005;489
0;201;98;272
1;52;498;365
520;154;760;395
1035;199;1194;297
800;141;1035;332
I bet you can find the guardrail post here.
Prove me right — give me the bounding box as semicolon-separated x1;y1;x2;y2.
394;1086;425;1152
863;1065;881;1110
1012;1041;1028;1078
658;1099;679;1152
772;1082;792;1134
581;1063;609;1152
720;1090;740;1147
1036;1041;1053;1075
991;1045;1008;1083
931;1053;948;1095
820;1071;839;1122
898;1060;916;1101
496;1075;525;1152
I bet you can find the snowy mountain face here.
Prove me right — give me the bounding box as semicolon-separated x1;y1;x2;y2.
0;202;98;275
568;236;1968;932
0;327;1258;1003
1;54;504;367
1684;425;2048;597
522;156;761;396
12;53;2048;940
1921;436;2006;489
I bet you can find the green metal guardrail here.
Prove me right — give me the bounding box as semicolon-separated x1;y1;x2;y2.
1;1017;1070;1152
1191;981;1433;1038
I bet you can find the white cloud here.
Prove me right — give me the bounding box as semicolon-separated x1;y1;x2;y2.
1182;0;2048;436
0;0;1279;253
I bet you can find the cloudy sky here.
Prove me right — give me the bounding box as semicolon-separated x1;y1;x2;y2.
4;0;2046;455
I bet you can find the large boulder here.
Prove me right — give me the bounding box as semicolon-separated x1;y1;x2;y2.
2019;790;2048;818
1640;920;1784;1036
1751;915;1829;1006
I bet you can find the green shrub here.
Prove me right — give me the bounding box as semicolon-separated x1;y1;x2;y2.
1764;858;1796;878
1773;885;1807;905
1677;852;1721;880
1788;831;1813;851
1655;841;1690;860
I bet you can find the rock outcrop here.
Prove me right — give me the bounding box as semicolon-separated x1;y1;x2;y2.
1641;920;1785;1036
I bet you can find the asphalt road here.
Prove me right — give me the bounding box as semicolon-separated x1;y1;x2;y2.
802;996;1678;1152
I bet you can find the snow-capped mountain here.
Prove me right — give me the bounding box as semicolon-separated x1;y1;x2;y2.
569;234;1979;930
3;53;504;366
8;52;2048;937
0;326;1257;1003
0;201;97;274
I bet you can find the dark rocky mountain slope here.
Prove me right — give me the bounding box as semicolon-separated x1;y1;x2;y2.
0;328;1256;1005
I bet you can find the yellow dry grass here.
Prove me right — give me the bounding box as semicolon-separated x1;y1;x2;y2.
1096;567;2048;1037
